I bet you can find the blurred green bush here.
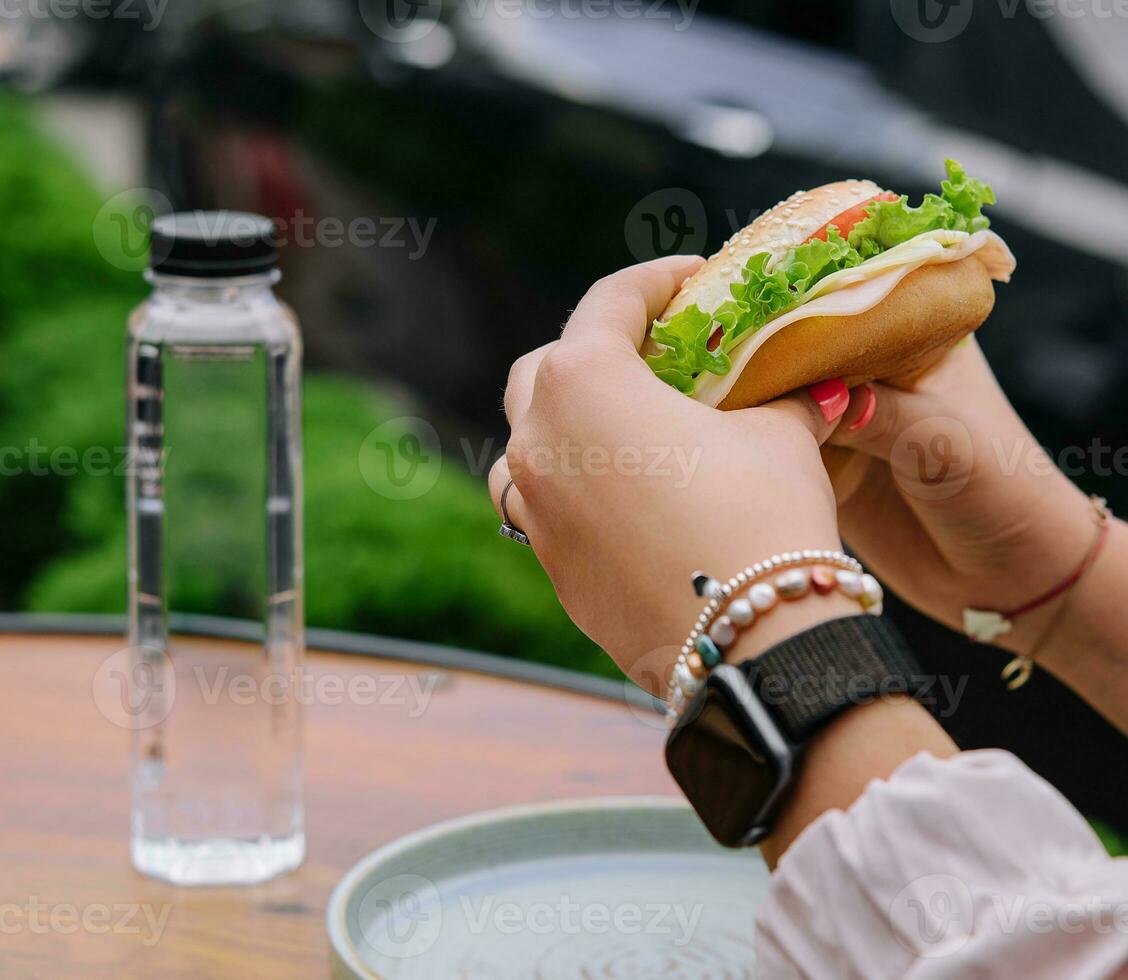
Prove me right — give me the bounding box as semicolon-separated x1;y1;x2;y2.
0;94;609;677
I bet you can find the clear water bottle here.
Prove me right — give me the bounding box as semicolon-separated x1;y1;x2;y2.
126;212;305;885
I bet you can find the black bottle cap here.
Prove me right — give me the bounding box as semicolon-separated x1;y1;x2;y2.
149;211;278;278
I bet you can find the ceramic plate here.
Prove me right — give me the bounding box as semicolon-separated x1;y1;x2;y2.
328;796;769;978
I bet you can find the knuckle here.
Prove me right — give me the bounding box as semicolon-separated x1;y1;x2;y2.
505;433;539;492
503;353;536;412
866;399;904;446
536;345;586;393
506;350;536;391
588;276;645;320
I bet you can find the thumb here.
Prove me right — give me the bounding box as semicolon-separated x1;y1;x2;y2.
760;378;851;446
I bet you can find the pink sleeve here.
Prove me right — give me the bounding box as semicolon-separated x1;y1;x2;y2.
755;750;1128;979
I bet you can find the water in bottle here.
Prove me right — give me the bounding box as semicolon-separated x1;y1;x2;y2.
126;212;304;885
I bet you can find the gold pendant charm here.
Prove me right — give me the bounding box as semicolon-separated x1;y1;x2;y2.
962;607;1013;643
1001;656;1033;690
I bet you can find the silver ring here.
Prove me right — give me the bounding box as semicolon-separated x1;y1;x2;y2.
498;479;531;546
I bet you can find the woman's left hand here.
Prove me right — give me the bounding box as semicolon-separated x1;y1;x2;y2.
489;257;857;692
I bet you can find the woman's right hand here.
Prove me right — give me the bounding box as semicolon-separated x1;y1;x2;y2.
827;337;1128;729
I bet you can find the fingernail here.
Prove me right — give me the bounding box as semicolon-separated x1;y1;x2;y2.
848;384;877;431
807;378;850;424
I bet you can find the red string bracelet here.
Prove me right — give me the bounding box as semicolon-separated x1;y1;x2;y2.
962;495;1113;689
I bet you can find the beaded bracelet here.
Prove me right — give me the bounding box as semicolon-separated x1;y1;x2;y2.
666;550;884;726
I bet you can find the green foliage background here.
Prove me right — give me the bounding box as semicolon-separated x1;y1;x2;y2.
0;94;609;677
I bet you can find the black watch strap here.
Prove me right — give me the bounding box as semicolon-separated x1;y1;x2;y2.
740;615;925;743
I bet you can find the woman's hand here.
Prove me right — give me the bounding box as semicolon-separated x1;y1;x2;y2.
490;257;857;692
827;338;1124;699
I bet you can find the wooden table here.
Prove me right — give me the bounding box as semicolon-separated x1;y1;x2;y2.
0;632;677;979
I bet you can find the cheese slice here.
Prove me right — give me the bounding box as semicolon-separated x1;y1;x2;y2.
693;230;1016;408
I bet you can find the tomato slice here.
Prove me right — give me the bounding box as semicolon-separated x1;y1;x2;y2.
809;190;900;243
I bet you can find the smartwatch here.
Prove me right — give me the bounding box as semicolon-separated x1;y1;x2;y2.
665;614;926;848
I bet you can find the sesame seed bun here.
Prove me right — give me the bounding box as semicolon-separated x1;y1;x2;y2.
661;180;883;323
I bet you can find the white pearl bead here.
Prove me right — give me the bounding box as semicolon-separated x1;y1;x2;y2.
709;616;736;649
748;582;778;611
775;568;812;599
675;661;694;688
836;570;864;597
728;598;755;627
860;574;883;609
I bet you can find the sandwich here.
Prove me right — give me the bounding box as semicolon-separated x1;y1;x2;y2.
644;160;1015;408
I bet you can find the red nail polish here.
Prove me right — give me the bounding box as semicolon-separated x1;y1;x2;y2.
849;384;877;432
807;378;850;424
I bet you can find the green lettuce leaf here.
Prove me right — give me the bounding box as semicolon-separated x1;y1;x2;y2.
847;158;995;252
646;159;995;394
647;304;730;393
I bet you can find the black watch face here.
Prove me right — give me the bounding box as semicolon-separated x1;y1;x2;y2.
665;666;792;848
